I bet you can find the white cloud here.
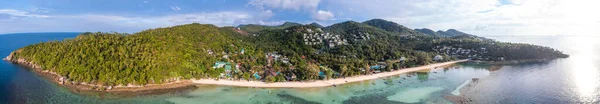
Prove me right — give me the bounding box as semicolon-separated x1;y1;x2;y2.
313;10;334;21
0;9;50;19
248;0;320;11
29;8;53;13
259;10;274;19
0;12;255;34
258;20;285;26
171;6;181;11
331;0;600;36
248;0;335;21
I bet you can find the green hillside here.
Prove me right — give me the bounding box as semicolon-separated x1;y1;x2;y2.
11;24;262;85
237;22;302;33
7;19;569;86
362;19;424;36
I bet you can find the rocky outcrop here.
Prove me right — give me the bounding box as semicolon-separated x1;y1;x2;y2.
12;58;42;69
6;56;194;93
3;52;14;61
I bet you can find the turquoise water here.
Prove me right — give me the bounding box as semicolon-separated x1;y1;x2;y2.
1;33;598;103
0;33;173;103
164;67;490;104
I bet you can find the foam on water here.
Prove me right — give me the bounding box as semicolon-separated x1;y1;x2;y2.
451;79;473;95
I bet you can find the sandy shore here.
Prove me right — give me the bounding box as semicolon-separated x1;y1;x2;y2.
192;60;468;88
6;51;467;94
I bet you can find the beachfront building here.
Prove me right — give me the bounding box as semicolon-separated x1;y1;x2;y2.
399;57;407;62
284;73;297;81
214;61;234;78
434;55;443;61
225;64;232;73
369;62;387;73
253;72;262;80
319;71;326;79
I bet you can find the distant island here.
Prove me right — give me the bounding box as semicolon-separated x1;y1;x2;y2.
3;19;568;93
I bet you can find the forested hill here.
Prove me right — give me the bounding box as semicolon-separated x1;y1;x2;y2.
6;19;569;86
237;22;302;33
9;24;261;85
415;28;491;40
362;19;425;36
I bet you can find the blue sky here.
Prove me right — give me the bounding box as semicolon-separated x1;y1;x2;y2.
1;0;599;36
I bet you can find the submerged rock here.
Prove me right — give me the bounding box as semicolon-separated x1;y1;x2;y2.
471;78;479;82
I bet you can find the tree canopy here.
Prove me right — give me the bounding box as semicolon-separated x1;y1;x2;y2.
9;19;568;86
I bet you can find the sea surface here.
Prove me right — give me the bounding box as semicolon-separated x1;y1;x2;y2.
0;33;598;104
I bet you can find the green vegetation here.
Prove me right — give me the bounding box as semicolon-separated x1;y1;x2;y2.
8;19;568;86
12;24;261;85
362;19;424;36
238;22;302;33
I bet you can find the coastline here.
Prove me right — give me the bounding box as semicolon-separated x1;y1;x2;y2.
4;53;467;94
4;55;197;96
191;60;468;88
466;59;552;65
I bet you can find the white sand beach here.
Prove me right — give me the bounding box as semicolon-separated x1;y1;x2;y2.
192;60;468;88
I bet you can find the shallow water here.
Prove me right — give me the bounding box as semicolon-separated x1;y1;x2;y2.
462;36;600;103
1;33;598;103
162;66;489;104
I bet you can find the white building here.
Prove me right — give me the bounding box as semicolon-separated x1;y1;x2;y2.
433;55;443;61
399;57;406;61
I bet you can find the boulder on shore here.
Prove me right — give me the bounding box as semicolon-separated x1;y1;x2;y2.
58;77;66;84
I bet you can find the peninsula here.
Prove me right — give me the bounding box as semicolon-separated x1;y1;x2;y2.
4;19;568;93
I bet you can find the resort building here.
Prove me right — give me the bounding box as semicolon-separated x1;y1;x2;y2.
434;55;443;61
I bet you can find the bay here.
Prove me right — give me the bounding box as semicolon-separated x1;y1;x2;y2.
1;33;598;103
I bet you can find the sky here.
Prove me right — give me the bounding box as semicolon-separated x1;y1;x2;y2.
0;0;599;36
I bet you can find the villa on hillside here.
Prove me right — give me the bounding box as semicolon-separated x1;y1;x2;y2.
433;45;493;60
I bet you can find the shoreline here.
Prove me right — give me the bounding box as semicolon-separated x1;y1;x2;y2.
191;60;468;88
5;53;467;94
466;59;553;65
5;56;198;96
